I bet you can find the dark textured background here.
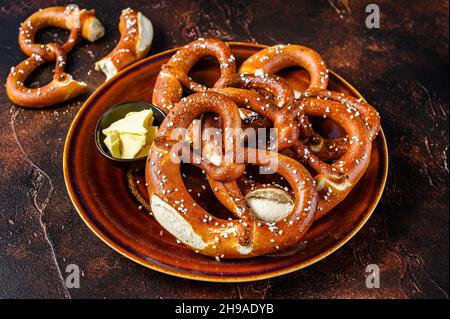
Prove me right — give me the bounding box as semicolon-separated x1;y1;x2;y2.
0;0;448;299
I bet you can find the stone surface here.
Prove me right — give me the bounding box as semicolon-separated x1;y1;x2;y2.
0;0;448;299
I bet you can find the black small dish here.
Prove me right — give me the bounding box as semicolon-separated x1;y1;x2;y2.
95;101;166;163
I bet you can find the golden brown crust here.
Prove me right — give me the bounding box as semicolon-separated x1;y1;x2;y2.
146;38;382;258
146;92;318;258
152;38;236;112
95;8;153;80
18;5;103;60
239;44;329;91
295;97;373;219
6;51;87;108
212;87;299;150
304;88;381;141
6;5;104;108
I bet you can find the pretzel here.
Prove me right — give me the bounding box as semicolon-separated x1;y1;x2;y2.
197;87;298;221
146;38;382;256
290;89;380;176
294;97;373;219
95;8;153;80
227;73;350;162
305;136;349;162
18;5;105;60
237;44;349;158
239;44;329;94
182;73;301;151
206;83;377;222
6;5;104;107
303;88;381;141
230;73;296;109
208;176;297;223
228;73;320;140
196;91;328;222
203;78;345;220
213;87;299;150
157;92;245;182
146;92;318;258
214;96;374;221
237;44;379;157
152;38;236;112
6;45;88;108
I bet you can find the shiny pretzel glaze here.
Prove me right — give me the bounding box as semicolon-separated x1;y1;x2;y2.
146;92;318;258
148;38;382;258
213;87;299;150
18;5;104;60
295;98;372;219
204;87;299;218
239;44;329;93
152;38;236;113
303;88;381;141
6;5;104;107
207;85;376;221
95;8;154;80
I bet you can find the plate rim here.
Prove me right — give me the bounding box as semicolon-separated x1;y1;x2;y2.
63;42;389;282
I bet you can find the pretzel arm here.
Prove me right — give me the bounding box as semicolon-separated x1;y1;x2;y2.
152;38;236;112
19;5;104;60
147;145;317;258
307;136;349;162
157;92;245;182
6;46;87;108
7;5;104;108
299;98;372;219
213;87;299;150
95;8;153;80
239;44;329;91
304;88;381;141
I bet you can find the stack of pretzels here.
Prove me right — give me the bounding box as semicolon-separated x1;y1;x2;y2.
147;38;381;260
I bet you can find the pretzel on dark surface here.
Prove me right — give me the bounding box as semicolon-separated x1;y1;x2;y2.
6;5;104;107
95;8;153;80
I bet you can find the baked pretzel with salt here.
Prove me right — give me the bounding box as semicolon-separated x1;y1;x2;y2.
204;87;302;222
239;44;330;95
207;96;376;221
208;73;378;220
303;88;381;141
228;73;349;165
237;66;380;219
152;38;236;113
238;44;373;163
294;97;375;219
95;8;153;80
146;92;318;258
6;5;105;108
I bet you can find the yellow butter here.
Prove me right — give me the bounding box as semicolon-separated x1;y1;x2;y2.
103;131;121;158
119;133;147;159
103;109;153;136
125;110;154;127
102;109;158;159
136;126;159;158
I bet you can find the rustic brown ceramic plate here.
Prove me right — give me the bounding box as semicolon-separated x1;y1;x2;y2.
63;42;388;282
